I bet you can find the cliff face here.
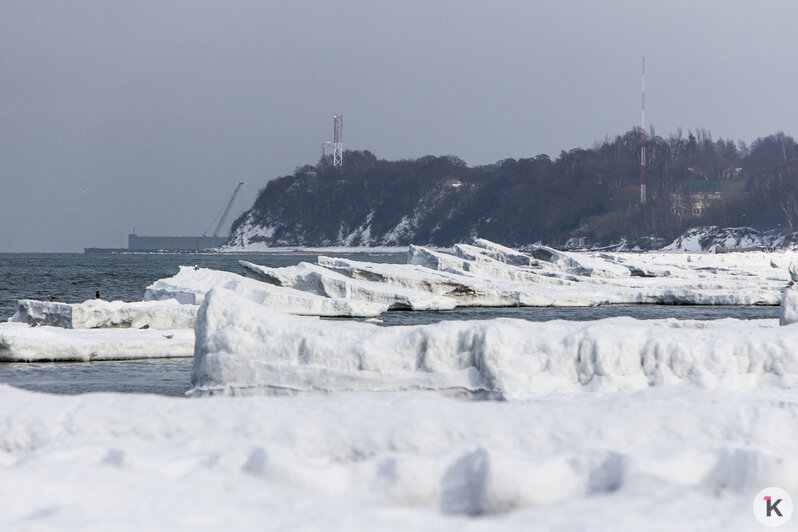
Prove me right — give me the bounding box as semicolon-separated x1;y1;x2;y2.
228;152;559;248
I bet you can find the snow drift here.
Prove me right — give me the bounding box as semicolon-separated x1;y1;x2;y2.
1;384;795;531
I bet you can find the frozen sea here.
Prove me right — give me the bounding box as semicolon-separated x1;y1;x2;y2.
0;252;780;397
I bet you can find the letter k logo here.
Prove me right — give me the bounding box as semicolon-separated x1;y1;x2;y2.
765;496;784;518
754;487;792;526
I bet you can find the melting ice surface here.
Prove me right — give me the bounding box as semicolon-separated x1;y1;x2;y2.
2;241;798;530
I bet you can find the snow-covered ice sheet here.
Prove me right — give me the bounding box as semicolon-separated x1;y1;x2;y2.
410;243;788;306
144;265;387;317
220;239;797;309
11;298;197;329
0;384;794;531
0;322;193;361
240;260;457;311
191;288;797;398
322;252;781;307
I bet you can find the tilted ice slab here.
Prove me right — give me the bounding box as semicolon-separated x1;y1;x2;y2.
316;255;555;307
239;260;457;311
316;255;667;307
451;239;628;279
144;266;387;317
528;244;631;278
456;241;636;280
453;242;537;268
317;255;491;295
0;322;193;361
2;384;795;531
409;245;575;285
10;298;197;329
471;237;537;266
191;288;797;399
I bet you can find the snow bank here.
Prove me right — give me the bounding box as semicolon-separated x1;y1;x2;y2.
240;260;457;311
191;288;798;398
1;384;794;531
145;266;386;317
0;322;193;361
10;298;197;329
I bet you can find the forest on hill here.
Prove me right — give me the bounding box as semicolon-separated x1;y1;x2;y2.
228;128;798;248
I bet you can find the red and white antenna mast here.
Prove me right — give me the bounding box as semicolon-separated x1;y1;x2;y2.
333;114;343;167
640;56;646;205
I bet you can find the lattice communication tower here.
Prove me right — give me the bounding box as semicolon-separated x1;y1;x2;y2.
640;56;646;205
333;114;343;167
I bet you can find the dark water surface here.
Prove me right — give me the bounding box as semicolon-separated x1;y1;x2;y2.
0;252;780;397
371;304;779;326
0;252;400;318
1;359;193;397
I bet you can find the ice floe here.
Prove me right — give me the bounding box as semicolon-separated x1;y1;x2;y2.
145;265;387;317
10;298;197;329
191;287;797;398
240;260;457;311
0;322;193;362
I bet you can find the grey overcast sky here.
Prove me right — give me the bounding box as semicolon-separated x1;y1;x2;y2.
1;1;797;251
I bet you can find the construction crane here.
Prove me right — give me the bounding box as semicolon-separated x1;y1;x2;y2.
204;182;244;237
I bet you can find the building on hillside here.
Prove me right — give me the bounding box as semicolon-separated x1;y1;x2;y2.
670;180;729;218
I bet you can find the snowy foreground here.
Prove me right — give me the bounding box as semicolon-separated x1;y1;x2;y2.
1;384;796;531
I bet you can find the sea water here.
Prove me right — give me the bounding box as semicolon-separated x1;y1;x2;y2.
0;252;780;396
